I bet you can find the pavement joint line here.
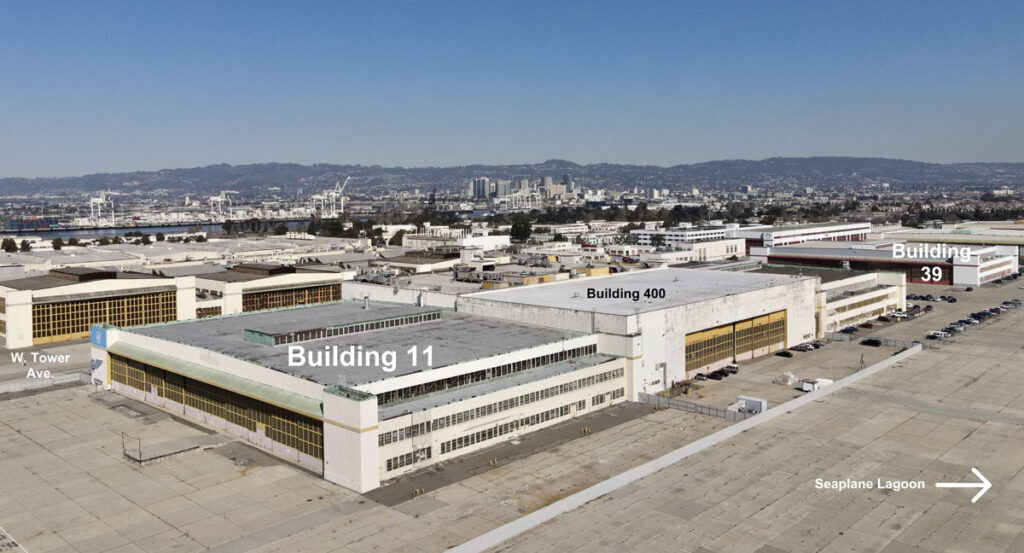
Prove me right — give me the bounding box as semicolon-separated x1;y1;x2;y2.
447;344;924;553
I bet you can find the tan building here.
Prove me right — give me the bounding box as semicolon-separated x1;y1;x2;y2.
194;263;354;317
0;267;196;348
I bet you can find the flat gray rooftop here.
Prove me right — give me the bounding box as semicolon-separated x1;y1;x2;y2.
1;270;166;291
752;265;872;283
765;243;988;260
132;301;586;386
241;303;437;336
465;268;811;315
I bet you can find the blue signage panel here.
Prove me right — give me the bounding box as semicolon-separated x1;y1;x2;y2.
90;326;107;348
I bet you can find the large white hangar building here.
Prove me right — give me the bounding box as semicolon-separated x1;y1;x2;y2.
458;267;818;395
90;301;626;492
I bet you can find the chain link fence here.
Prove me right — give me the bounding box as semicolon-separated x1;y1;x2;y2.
638;393;757;422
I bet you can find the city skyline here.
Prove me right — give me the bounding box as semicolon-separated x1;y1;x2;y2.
2;1;1023;177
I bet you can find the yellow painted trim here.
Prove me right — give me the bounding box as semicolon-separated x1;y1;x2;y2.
323;418;378;433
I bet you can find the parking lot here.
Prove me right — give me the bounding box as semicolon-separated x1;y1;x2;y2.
870;277;1024;344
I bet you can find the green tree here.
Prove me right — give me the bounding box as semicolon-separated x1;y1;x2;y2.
95;236;111;246
140;234;152;245
67;237;80;246
306;216;321;235
222;219;235;235
651;234;667;247
19;239;30;252
195;235;207;242
273;222;289;235
510;217;531;242
1;238;16;252
155;232;165;241
388;230;406;246
51;237;64;250
111;236;124;244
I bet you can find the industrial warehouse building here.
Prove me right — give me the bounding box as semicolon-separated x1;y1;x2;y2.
0;262;354;348
734;222;872;250
90;301;626;492
874;222;1024;258
459;267;819;393
750;241;1018;286
85;266;885;492
193;263;355;317
0;267;196;348
750;266;907;335
629;221;871;253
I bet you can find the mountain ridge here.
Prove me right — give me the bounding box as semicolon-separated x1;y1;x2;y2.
4;156;1024;196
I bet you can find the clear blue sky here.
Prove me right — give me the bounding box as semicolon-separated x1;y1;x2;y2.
1;1;1022;177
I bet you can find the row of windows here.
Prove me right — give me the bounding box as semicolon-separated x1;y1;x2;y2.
376;344;599;406
32;291;176;343
835;306;891;330
385;447;432;472
379;367;624;446
0;296;5;314
196;306;222;318
439;404;573;455
110;354;324;459
828;295;893;317
0;319;5;336
241;284;340;313
685;312;787;371
273;312;441;345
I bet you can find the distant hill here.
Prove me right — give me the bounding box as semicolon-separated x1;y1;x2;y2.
3;157;1023;196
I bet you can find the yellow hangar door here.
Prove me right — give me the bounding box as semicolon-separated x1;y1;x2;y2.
684;310;787;374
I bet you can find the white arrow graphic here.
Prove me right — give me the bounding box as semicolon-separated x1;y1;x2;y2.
936;467;992;503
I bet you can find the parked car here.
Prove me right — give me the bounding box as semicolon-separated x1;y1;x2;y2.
812;340;827;348
965;287;974;292
694;373;707;381
926;330;950;339
724;364;740;374
947;297;957;303
924;305;933;312
877;315;893;322
775;351;794;358
713;369;730;379
860;338;882;347
790;344;814;352
858;322;874;329
706;371;724;380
